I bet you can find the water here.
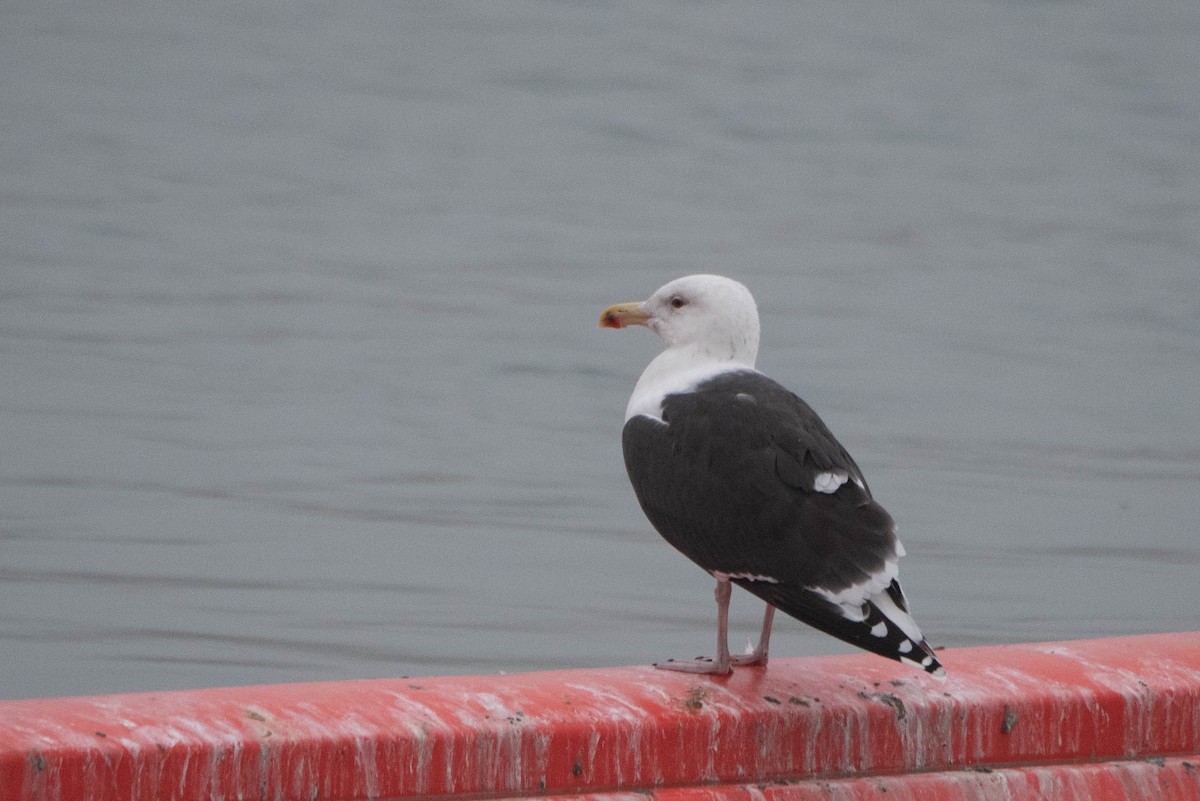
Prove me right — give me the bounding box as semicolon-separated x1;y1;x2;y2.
1;1;1197;700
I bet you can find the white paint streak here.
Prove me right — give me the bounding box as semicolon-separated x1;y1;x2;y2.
586;729;600;783
562;682;657;787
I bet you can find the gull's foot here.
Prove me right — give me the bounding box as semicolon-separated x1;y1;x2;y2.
653;656;732;676
729;651;768;667
724;652;763;666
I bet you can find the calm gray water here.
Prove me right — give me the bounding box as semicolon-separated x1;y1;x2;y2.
2;2;1198;700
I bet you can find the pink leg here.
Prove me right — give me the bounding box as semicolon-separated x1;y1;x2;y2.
654;577;734;675
730;603;774;667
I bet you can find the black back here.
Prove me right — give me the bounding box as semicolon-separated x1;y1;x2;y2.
622;370;941;671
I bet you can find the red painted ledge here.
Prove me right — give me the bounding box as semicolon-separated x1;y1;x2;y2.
1;633;1199;801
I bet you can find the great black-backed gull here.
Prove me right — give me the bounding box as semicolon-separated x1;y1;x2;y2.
601;274;943;677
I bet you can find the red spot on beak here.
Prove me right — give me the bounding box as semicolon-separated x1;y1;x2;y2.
600;302;648;329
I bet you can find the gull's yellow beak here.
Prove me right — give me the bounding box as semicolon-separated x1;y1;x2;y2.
600;302;651;329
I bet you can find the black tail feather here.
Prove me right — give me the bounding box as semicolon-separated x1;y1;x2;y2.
733;578;945;676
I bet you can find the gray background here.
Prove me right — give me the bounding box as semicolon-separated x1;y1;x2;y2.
2;1;1197;700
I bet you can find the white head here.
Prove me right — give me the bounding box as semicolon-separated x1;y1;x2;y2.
601;274;760;367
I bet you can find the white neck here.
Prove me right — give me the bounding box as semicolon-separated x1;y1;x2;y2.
624;342;757;422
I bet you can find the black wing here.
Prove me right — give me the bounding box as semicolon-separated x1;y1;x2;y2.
622;370;941;672
622;370;896;589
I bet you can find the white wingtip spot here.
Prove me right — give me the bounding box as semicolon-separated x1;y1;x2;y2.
901;652;945;677
870;584;925;643
813;470;849;493
898;639;913;653
870;621;887;638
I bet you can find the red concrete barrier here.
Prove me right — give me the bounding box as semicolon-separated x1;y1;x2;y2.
1;632;1198;801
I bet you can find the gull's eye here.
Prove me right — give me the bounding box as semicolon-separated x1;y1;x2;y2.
669;295;686;309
